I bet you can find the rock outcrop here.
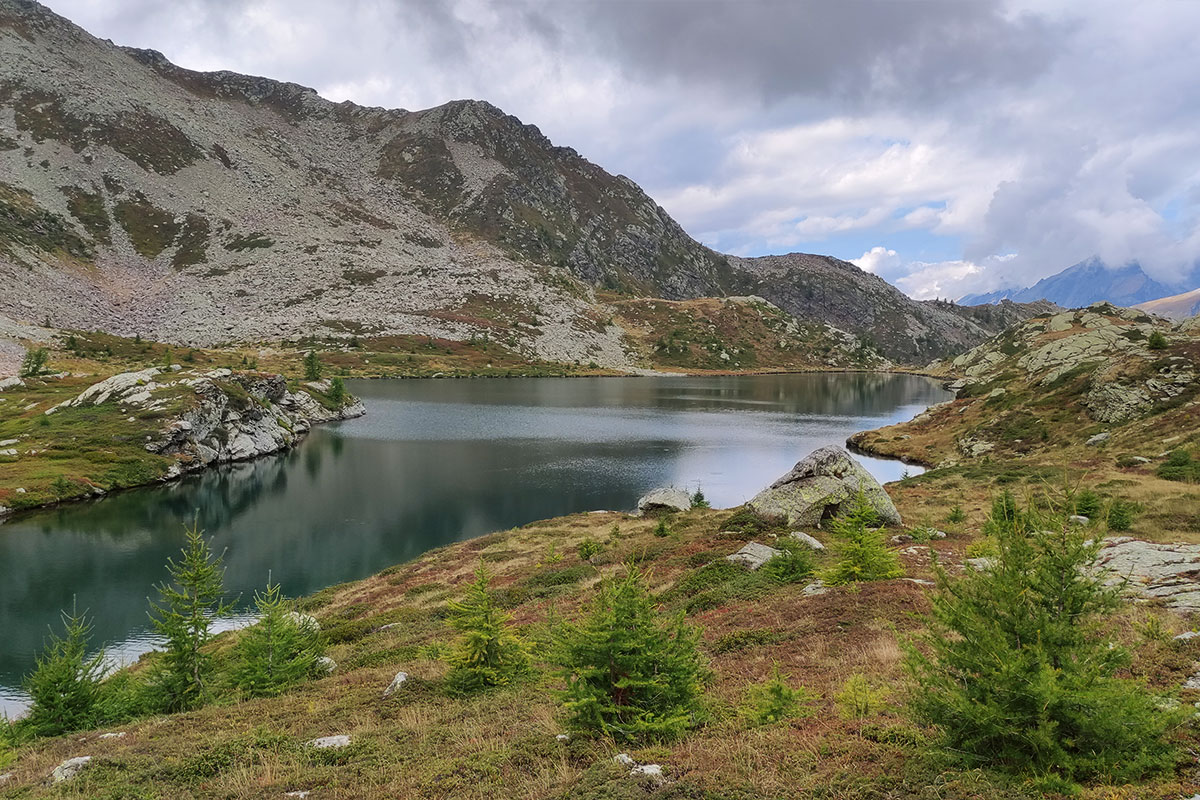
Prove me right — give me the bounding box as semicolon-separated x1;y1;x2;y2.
51;366;363;479
1096;538;1200;613
50;756;91;783
749;446;901;527
636;488;692;515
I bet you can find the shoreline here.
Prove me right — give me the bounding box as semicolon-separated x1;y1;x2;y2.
0;367;950;523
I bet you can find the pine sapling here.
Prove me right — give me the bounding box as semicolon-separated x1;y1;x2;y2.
232;581;325;697
147;519;234;711
444;567;531;695
22;606;105;737
823;490;902;585
553;567;707;741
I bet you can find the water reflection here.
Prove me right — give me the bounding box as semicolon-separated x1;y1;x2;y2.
0;373;948;715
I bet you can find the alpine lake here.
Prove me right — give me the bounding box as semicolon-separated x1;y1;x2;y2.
0;372;950;716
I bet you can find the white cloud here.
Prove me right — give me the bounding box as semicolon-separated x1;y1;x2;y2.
851;247;901;274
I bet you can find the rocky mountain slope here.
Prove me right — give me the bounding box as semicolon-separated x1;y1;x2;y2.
1137;287;1200;320
850;303;1200;468
960;257;1196;308
729;252;1058;363
0;0;1046;366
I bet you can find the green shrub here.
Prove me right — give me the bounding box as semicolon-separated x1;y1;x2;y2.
443;567;531;695
905;505;1183;781
1106;498;1138;532
1074;489;1102;518
653;518;671;537
1147;330;1168;350
946;505;966;524
759;539;815;584
834;673;889;719
711;628;786;653
690;489;710;509
741;663;814;725
718;507;786;539
328;376;346;405
22;608;105;737
577;538;602;563
525;563;591;589
147;520;234;711
19;347;48;377
231;582;325;697
303;350;322;381
1157;450;1200;482
823;491;903;585
553;568;707;741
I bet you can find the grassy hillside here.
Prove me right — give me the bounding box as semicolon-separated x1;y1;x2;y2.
849;304;1200;543
3;492;1200;798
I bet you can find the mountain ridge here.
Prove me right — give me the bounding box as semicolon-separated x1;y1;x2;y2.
959;257;1197;308
0;0;1048;365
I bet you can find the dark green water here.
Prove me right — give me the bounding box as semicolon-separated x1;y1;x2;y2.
0;373;948;715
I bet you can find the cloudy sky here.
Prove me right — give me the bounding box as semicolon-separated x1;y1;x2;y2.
49;0;1200;299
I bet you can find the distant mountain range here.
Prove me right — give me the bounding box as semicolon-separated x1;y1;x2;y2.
959;258;1198;310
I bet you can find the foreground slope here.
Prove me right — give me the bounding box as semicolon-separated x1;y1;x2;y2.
4;479;1200;798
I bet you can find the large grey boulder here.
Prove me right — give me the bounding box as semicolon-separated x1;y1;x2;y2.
1094;538;1200;612
636;487;691;514
748;446;901;527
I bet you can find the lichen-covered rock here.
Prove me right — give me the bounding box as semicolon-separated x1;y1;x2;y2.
1094;538;1200;612
789;531;825;551
748;446;901;527
50;756;92;783
636;488;691;514
726;542;782;570
383;671;409;697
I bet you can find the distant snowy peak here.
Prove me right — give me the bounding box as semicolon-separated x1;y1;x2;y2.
959;258;1196;309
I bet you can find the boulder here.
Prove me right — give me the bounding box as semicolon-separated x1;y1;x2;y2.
789;531;825;551
50;756;92;783
287;612;320;632
316;656;336;673
748;446;901;527
636;487;691;514
383;671;409;697
1094;538;1200;612
726;542;782;570
1086;432;1111;446
308;735;350;749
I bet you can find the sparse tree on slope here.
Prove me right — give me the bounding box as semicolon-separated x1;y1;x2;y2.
148;520;233;711
22;607;105;737
232;580;324;697
905;499;1183;781
553;567;707;741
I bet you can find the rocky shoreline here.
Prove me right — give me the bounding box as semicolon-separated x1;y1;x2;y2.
0;367;364;521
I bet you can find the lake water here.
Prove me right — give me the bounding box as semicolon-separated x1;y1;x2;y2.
0;373;949;715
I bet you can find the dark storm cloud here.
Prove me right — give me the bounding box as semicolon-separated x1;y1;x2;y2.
535;0;1064;109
